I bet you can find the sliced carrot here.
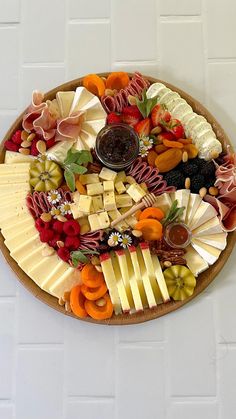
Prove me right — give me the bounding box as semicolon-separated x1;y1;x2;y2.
147;150;158;166
83;74;106;97
85;293;113;320
139;207;164;221
155;144;168;154
163;139;184;149
135;219;163;241
75;179;87;195
70;285;87;318
81;282;107;301
106;72;130;91
178;138;192;145
81;263;104;288
183;143;198;158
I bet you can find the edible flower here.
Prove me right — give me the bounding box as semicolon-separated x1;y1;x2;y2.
120;234;132;249
59;201;72;215
47;190;62;205
108;231;122;246
140;136;153;150
50;207;61;218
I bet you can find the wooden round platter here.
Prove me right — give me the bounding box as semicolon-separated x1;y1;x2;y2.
0;73;235;325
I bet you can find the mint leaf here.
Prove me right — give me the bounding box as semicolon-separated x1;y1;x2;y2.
64;168;75;192
75;150;93;165
64;149;79;165
136;89;158;118
69;163;87;174
162;200;185;227
70;249;100;267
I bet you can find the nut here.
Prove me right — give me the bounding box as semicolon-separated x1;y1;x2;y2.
101;77;107;82
80;224;90;235
105;88;116;97
151;126;162;135
40;212;52;222
65;301;71;312
210;150;219;159
209;186;219;196
127;95;137;105
58;297;65;306
157;134;163;144
91;256;100;266
126;176;136;184
56;240;64;248
96;298;106;307
36;140;46;154
185;177;191;189
42;246;55;257
182;151;189;163
27;133;36;142
163;260;172;268
21;130;29;141
95;265;103;272
19;148;30;155
21;140;30;148
107;238;117;247
57;215;67;222
199;187;207;198
132;229;143;238
63;291;70;302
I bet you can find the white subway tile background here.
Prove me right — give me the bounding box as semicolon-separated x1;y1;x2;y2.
0;1;235;418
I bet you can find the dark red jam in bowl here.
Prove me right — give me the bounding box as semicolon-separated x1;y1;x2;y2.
95;123;139;170
164;222;192;248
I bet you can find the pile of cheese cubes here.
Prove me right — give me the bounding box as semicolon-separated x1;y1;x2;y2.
70;167;147;232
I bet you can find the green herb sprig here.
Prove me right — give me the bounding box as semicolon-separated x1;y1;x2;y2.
63;149;93;192
70;249;100;267
161;200;185;227
136;90;159;118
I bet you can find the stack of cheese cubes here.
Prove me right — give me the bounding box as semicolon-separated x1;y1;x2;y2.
70;167;147;232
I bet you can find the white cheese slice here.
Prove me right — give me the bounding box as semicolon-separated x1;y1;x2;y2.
191;238;221;265
185;193;202;226
111;252;133;312
48;267;78;298
4;151;35;164
172;189;190;222
151;255;170;302
56;91;75;118
189;201;216;231
136;247;157;309
126;250;144;312
185;245;209;276
140;245;163;304
194;233;227;250
100;254;122;315
191;215;223;236
1;218;34;240
153;192;172;214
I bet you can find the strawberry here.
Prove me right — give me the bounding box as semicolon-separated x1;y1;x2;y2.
151;104;171;127
122;105;142;127
107;112;122;124
63;220;80;236
57;247;70;262
157;132;176;142
134;118;151;137
161;119;184;139
30;138;40;156
4;140;19;152
11;130;23;145
46;137;56;149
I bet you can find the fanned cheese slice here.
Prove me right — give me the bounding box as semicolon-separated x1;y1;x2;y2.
185;245;209;276
56;91;75;118
136;247;157;309
185;193;202;225
111;252;132;313
154;192;172;213
0;162;31;174
194;233;227;250
191;238;221;265
171;189;190;223
189;201;217;230
192;216;223;236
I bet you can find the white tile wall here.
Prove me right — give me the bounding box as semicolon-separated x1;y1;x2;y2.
0;1;236;418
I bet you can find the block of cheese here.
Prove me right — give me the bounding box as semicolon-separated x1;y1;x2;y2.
92;195;104;212
140;243;163;304
88;214;100;231
70;203;84;219
185;245;209;276
191;238;221;265
77;194;92;213
103;180;114;192
189;201;217;230
79;173;99;185
126;183;146;202
115;181;126;194
87;182;104;196
88;211;110;231
116;171;126;183
103;191;116;211
4;151;35;164
119;207;137;228
99;253;122;315
115;194;133;208
108;209;128;231
72;191;80;203
99;167;117;181
111;252;134;312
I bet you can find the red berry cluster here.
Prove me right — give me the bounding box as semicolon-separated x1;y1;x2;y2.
35;218;81;263
4;130;56;156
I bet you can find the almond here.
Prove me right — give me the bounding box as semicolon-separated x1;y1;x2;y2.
57;215;67;222
36;140;46;154
95;265;103;272
27;133;36;142
151;126;162;135
185;177;191;189
199;187;207;198
105;88;116;97
21;130;29;141
96;298;106;307
40;212;52;222
91;256;100;266
182;151;188;163
21;140;30;148
58;297;65;306
132;229;143;238
209;186;219;196
19;148;30;155
163;260;172;268
127;95;137;105
56;240;64;248
42;246;55;257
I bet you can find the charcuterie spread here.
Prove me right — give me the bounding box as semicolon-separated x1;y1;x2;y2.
0;72;235;323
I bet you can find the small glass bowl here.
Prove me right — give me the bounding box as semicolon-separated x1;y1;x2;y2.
95;123;139;170
164;222;192;249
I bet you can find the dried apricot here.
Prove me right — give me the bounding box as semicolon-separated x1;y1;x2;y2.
155;148;183;172
147;150;158;166
183;143;198;159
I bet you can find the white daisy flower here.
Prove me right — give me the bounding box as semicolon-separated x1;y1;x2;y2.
108;231;122;246
47;190;62;205
50;207;61;218
120;234;132;249
139;147;149;158
59;201;72;215
140;136;153;150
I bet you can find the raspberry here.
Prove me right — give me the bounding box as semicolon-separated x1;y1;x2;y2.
35;218;51;232
63;220;80;236
48;233;61;249
52;220;64;234
30;138;39;156
57;247;70;262
107;112;122;124
64;236;80;250
39;229;54;243
4;140;19;152
11;130;23;145
46;137;56;149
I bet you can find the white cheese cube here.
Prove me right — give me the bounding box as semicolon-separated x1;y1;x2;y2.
103;191;116;211
98;211;110;229
72;191;80;203
87;182;104;196
108;210;128;231
115;181;126;194
77;195;92;213
70;203;85;219
116;171;126;183
88;214;100;231
99;167;117;181
116;194;133;208
79;174;99;185
92;195;104;212
126;183;146;202
103;180;114;192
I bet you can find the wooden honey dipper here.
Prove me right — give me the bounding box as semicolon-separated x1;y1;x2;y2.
111;193;157;228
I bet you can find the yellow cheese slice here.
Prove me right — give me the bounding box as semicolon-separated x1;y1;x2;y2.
100;254;122;315
172;189;190;223
48;267;79;298
140;245;163;304
0;174;29;184
5;226;39;252
185;245;209;276
151;254;170;303
111;252;132;313
128;248;148;308
10;234;42;261
125;250;143;312
1;218;34;240
0;163;30;173
4;151;35;164
136;247;157;309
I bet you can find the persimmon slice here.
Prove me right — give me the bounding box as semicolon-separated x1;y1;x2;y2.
83;74;106;97
81;263;105;288
85;293;113;320
70;285;87;318
139;207;164;221
105;72;130;91
81;283;107;301
135;219;163;241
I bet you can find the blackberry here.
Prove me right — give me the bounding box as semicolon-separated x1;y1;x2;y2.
200;161;216;178
163;170;185;189
194;157;206;170
179;160;199;177
205;177;216;189
191;174;205;193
